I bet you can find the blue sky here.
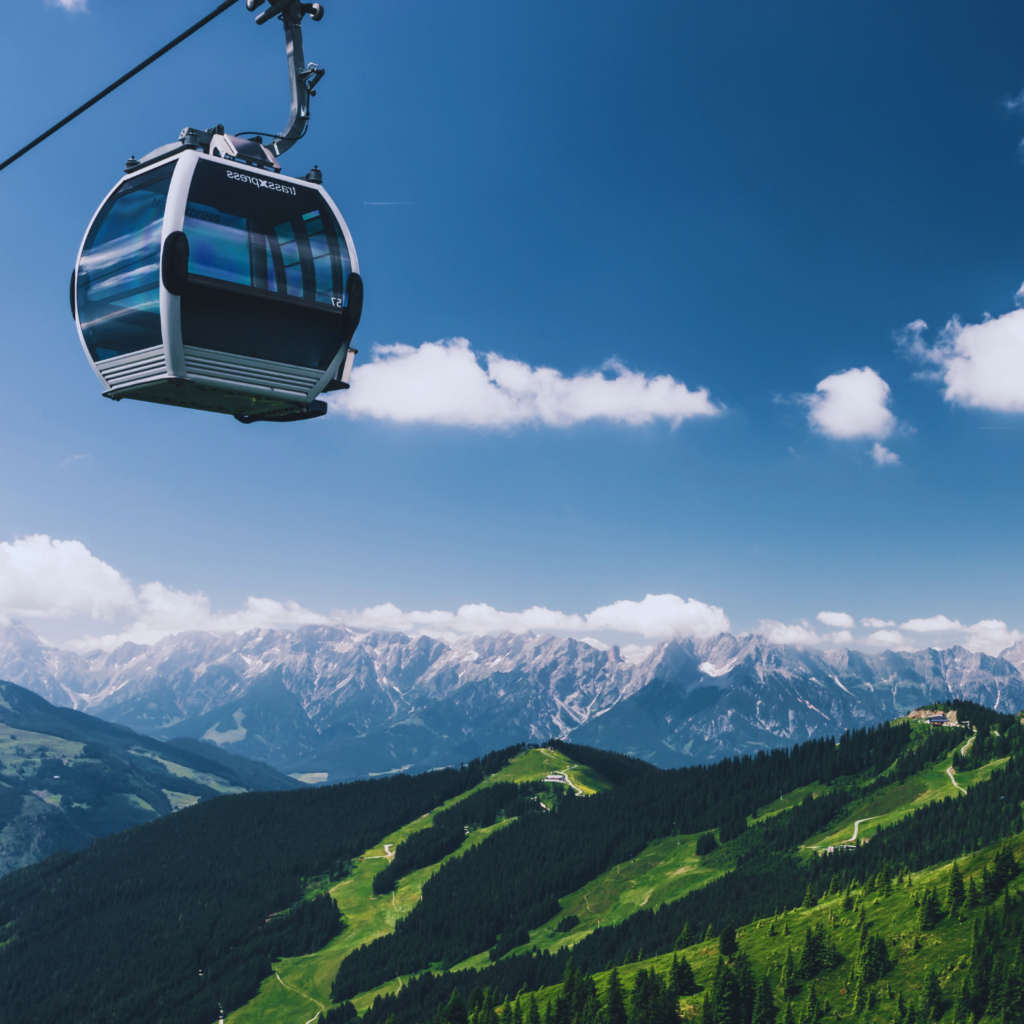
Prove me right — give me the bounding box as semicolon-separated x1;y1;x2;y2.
3;0;1024;654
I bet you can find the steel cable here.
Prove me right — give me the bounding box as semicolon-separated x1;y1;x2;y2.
0;0;242;174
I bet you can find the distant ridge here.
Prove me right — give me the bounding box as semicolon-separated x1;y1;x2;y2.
0;622;1022;779
0;678;301;875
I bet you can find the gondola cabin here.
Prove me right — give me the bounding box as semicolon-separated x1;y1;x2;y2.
71;145;362;423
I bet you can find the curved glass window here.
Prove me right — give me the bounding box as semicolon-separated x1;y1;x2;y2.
76;164;174;362
181;159;352;370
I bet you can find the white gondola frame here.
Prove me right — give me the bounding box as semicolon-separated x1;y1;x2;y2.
73;150;360;416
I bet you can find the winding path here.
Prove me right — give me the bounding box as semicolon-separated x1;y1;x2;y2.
850;816;881;842
273;971;325;1023
947;766;967;795
563;766;585;797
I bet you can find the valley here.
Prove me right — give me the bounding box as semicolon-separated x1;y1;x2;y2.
0;680;301;875
2;702;1023;1024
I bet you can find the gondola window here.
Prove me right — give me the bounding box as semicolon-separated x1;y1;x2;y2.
76;164;174;361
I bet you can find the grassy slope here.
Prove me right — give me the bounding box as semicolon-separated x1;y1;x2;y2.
526;829;1024;1023
804;737;999;851
485;747;614;796
229;749;612;1024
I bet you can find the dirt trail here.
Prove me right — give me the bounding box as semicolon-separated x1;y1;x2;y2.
947;766;967;795
273;971;325;1021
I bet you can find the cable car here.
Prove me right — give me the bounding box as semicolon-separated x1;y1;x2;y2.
69;0;362;423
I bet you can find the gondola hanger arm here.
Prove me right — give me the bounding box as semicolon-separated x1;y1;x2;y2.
246;0;326;159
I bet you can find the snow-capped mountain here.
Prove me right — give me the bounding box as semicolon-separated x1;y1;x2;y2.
0;621;1022;780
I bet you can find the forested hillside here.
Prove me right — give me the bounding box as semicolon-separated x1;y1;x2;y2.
0;745;523;1024
4;700;1024;1024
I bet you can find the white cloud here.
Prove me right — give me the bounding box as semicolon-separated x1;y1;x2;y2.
803;367;896;440
71;583;332;650
870;443;900;466
47;0;87;9
758;620;823;645
619;644;656;664
0;535;135;620
861;617;895;628
902;310;1024;412
830;630;854;644
817;611;855;629
899;614;962;633
332;338;721;428
584;594;729;638
964;619;1023;653
339;593;730;641
866;629;910;648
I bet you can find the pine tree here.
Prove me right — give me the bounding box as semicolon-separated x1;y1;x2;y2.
946;861;965;912
780;945;800;1000
675;923;694;950
923;970;943;1022
987;954;1005;1021
841;883;854;912
801;884;818;909
919;889;941;931
751;974;778;1024
782;1002;795;1024
965;875;980;909
982;864;1001;905
735;953;756;1024
445;990;470;1024
707;958;742;1024
880;865;893;898
671;954;699;998
853;979;866;1015
797;985;820;1024
719;924;739;959
606;971;627;1024
528;995;541;1024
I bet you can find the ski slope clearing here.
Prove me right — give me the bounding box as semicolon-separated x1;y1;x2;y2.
228;750;600;1024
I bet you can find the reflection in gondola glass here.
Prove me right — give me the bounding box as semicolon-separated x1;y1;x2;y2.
76;165;173;361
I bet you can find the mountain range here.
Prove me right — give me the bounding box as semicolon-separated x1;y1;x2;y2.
2;621;1024;781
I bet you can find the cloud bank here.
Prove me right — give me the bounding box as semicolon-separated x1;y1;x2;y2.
331;338;721;428
2;535;1019;657
0;536;729;650
333;593;730;643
